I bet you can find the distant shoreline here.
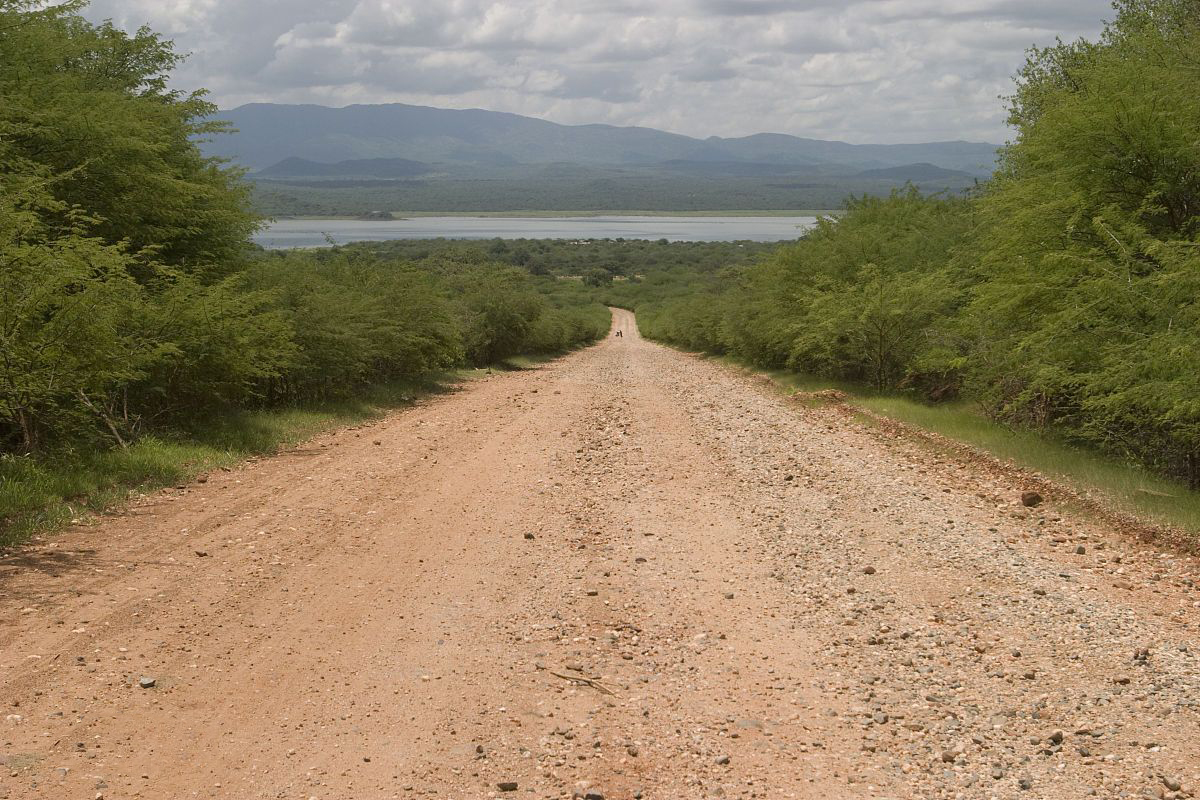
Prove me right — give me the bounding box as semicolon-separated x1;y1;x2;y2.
270;209;840;221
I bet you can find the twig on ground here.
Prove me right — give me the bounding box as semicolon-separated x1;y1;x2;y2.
538;664;617;695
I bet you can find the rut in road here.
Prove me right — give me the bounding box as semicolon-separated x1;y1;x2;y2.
1;309;1198;800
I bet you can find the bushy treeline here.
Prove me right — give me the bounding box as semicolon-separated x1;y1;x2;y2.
357;237;782;281
0;2;606;458
618;0;1200;488
237;250;608;404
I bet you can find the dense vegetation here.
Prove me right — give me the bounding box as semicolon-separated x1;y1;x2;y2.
0;1;606;539
351;238;781;282
611;0;1200;489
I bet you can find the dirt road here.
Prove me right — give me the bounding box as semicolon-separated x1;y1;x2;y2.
2;309;1198;800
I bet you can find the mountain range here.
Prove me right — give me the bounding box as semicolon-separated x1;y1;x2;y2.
206;103;1000;214
205;102;1000;177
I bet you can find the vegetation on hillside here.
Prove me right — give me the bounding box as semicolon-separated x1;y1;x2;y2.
249;171;976;216
610;0;1200;490
351;238;782;282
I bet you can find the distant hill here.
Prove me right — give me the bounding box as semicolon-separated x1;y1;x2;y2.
258;156;432;179
854;162;975;182
658;160;833;178
206;102;1000;175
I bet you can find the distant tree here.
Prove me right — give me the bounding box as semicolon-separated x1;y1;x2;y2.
583;269;614;287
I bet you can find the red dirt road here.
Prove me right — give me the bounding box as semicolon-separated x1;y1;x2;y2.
1;309;1198;800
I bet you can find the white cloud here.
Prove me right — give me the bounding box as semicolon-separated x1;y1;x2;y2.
83;0;1111;143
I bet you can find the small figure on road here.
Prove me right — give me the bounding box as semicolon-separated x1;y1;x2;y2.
615;330;623;337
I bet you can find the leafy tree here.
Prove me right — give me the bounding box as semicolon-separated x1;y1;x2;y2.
0;167;156;449
583;268;614;287
0;0;258;276
443;263;549;365
243;250;462;401
961;0;1200;481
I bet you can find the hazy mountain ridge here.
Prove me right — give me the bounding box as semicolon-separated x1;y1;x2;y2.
207;102;1000;175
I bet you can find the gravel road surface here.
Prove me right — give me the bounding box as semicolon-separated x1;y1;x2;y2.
1;309;1197;800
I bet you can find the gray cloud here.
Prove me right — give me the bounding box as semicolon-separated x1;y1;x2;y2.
695;0;822;16
83;0;1111;143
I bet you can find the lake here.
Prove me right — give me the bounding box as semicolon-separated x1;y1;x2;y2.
254;215;820;248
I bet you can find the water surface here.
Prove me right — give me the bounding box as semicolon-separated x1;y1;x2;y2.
254;215;819;248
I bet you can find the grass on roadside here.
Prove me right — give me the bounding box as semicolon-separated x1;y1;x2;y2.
0;373;469;548
497;353;568;370
726;359;1200;538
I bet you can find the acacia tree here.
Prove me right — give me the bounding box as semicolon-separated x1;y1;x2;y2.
0;170;156;450
0;2;284;450
961;0;1200;482
0;0;257;276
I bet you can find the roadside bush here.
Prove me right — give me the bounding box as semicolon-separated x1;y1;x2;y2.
956;0;1200;484
0;176;154;450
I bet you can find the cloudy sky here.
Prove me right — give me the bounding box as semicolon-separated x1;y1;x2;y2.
83;0;1113;144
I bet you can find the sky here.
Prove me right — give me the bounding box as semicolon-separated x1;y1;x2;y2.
83;0;1114;145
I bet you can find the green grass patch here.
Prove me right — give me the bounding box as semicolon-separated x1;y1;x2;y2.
0;373;467;548
721;358;1200;537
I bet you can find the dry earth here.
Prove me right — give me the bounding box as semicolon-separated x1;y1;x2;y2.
1;308;1198;800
